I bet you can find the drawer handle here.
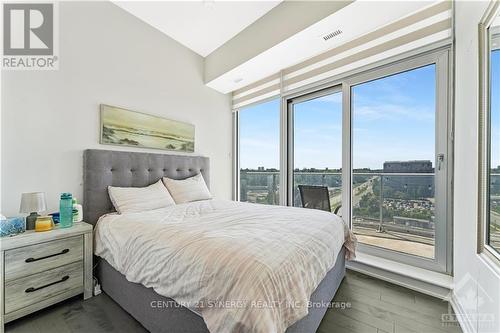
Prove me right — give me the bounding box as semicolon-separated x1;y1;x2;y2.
25;275;69;293
25;249;70;263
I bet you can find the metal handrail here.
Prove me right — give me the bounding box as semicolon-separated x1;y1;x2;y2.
353;172;435;176
240;170;435;236
241;171;434;176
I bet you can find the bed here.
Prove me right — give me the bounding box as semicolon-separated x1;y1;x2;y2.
83;149;349;333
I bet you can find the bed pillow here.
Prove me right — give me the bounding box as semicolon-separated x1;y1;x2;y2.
108;180;175;214
162;173;212;204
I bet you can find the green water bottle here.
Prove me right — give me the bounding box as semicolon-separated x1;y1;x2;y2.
59;193;73;228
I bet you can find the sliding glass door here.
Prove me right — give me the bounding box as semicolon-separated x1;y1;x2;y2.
352;65;437;258
287;88;343;212
347;51;450;272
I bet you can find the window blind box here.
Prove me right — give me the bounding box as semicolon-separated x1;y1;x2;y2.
232;1;452;110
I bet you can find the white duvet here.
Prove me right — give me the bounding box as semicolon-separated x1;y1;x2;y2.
94;199;354;333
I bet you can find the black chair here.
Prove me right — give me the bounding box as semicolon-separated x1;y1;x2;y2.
298;185;341;215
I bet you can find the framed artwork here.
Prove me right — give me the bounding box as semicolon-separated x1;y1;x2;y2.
100;104;194;152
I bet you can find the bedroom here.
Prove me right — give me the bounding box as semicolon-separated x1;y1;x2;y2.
0;1;499;333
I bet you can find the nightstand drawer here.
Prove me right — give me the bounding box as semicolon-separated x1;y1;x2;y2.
4;261;83;314
4;235;83;281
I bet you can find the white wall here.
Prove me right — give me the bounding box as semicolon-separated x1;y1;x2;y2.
1;1;232;216
454;2;500;332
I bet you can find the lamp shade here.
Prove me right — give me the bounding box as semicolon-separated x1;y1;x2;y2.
19;192;47;214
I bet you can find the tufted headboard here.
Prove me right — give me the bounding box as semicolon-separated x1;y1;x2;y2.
83;149;210;226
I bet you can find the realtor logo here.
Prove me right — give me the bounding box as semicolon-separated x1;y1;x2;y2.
442;273;496;330
2;2;58;69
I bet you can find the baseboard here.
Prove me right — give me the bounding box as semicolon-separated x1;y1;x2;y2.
450;294;477;333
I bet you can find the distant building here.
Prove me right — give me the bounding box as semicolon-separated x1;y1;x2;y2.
257;166;265;171
393;216;434;230
383;160;433;173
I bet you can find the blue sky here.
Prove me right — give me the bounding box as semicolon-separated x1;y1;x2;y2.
239;64;436;170
239;99;281;169
491;49;500;168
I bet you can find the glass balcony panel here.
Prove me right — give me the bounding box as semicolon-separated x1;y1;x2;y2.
292;172;342;211
240;171;279;205
489;173;500;252
352;173;435;259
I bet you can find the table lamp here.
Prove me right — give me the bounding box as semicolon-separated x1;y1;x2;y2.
20;192;47;230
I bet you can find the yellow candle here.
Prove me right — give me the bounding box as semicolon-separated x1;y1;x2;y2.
35;216;53;232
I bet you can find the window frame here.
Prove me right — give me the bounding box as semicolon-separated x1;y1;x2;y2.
234;97;282;204
286;86;344;207
478;0;500;263
345;49;451;273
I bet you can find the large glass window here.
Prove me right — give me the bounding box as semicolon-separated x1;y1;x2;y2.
238;99;280;205
479;5;500;262
235;49;450;272
346;50;450;273
488;42;500;255
352;65;438;259
290;90;343;212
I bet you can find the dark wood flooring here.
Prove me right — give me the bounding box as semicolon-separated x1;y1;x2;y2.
5;270;462;333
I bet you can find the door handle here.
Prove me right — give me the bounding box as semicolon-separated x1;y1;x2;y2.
437;153;445;170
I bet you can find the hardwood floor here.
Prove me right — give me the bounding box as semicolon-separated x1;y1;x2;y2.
317;270;462;333
5;270;462;333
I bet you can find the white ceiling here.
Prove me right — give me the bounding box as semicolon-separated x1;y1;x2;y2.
207;1;440;93
113;1;281;57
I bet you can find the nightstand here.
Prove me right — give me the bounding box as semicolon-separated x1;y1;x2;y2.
0;222;93;333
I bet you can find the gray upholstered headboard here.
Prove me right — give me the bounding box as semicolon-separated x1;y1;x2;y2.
83;149;209;226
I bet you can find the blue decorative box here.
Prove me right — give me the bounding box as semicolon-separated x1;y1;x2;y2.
0;216;26;237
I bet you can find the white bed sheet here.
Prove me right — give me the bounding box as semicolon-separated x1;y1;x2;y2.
94;199;351;333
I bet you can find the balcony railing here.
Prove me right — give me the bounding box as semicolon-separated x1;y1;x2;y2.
488;173;500;251
240;170;436;257
239;171;281;205
352;173;435;259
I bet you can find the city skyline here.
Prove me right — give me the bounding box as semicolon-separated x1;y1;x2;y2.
240;158;435;172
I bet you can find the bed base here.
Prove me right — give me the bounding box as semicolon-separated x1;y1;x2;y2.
97;249;345;333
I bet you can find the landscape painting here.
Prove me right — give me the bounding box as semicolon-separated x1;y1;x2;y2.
100;104;195;152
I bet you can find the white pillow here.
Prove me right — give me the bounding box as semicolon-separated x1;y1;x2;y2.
162;173;212;204
108;180;175;214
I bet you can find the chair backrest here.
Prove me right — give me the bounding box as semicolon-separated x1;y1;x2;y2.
298;185;331;212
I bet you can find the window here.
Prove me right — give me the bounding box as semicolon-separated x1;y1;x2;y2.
238;99;280;205
289;89;343;212
479;4;500;262
351;65;437;259
234;49;451;273
346;51;450;273
489;48;500;255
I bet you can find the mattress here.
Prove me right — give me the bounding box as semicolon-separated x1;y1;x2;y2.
94;199;351;333
97;250;346;333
